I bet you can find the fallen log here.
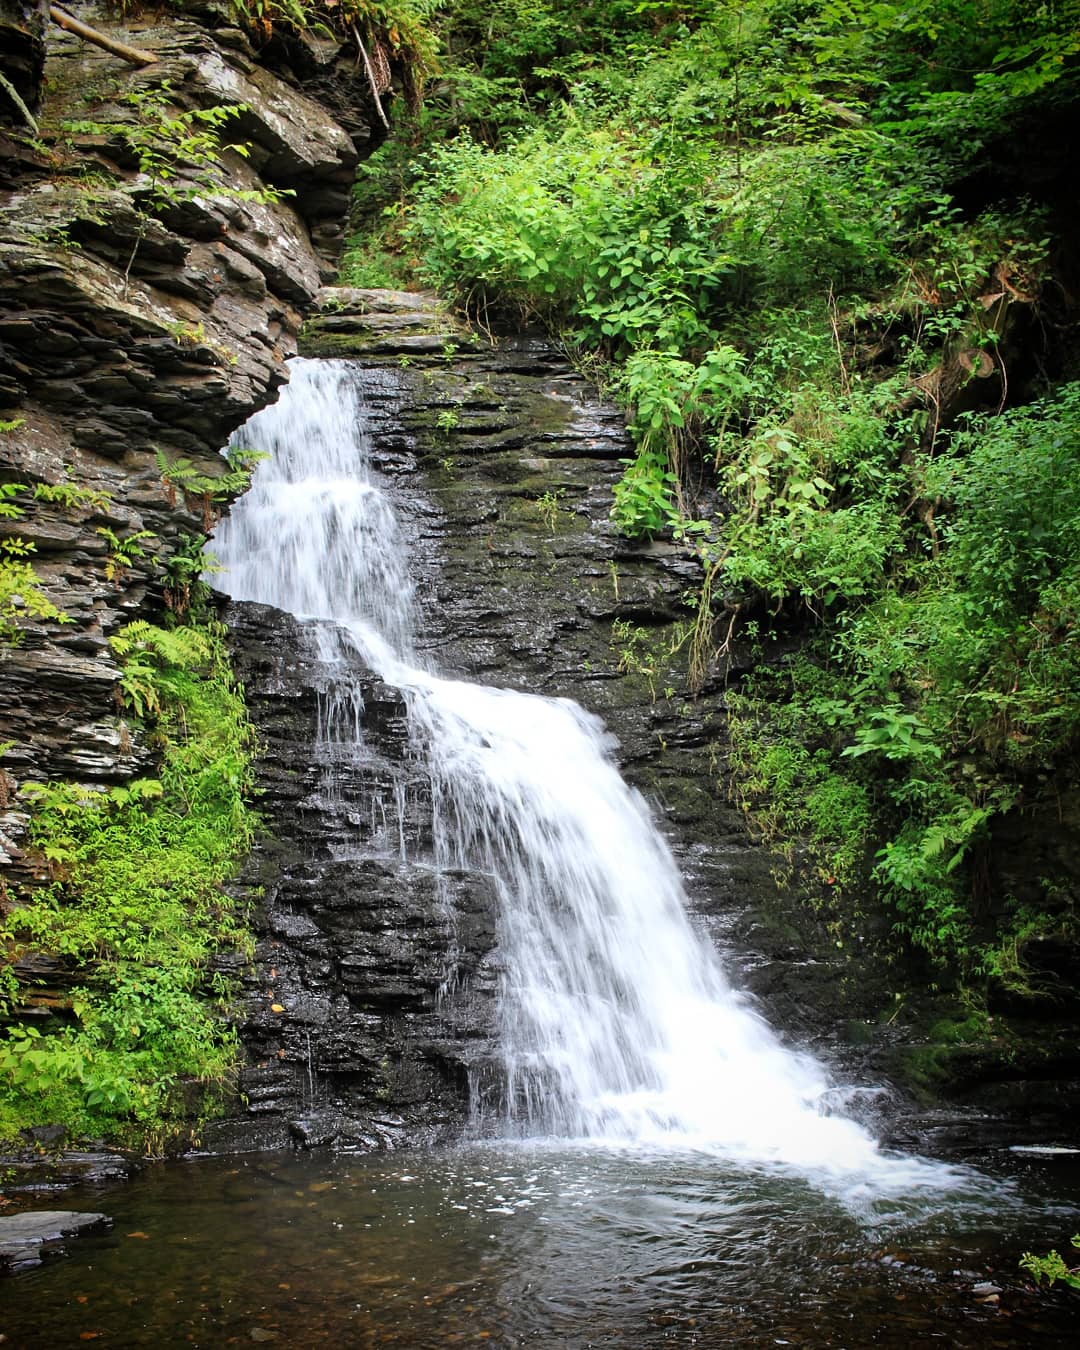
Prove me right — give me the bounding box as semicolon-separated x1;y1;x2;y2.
48;5;158;67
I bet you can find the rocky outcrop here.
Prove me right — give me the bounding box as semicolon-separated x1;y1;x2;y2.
0;1207;111;1272
205;602;501;1151
0;7;382;884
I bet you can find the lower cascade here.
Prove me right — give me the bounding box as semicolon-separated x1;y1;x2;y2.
214;358;953;1192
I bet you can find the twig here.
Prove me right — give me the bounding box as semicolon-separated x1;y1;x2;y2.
827;283;850;396
995;345;1009;415
689;556;737;691
714;603;741;664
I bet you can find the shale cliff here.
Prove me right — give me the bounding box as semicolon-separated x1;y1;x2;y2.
0;4;378;884
0;4;407;1133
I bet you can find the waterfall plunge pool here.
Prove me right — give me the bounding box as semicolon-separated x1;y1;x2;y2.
4;1143;1079;1348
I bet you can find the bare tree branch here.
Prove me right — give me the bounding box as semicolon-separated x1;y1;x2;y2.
0;68;38;133
49;5;158;67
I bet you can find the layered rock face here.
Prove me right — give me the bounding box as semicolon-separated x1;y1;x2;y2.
216;601;502;1150
0;6;378;883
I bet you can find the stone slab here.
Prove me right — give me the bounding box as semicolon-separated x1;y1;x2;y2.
0;1209;112;1273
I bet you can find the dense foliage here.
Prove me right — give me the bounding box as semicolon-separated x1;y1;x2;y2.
180;0;441;99
0;614;257;1148
342;0;1080;986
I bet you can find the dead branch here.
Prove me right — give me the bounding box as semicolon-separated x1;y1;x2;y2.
827;283;850;397
49;5;158;67
352;26;389;131
0;70;38;134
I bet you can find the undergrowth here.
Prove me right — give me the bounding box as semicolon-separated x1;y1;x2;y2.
724;384;1080;974
0;616;258;1150
342;0;1080;989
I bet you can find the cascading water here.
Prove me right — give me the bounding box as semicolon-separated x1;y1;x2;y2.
213;358;957;1191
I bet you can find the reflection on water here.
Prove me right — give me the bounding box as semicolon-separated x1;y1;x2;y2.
4;1145;1077;1348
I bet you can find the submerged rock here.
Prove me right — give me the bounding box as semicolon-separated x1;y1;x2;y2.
0;1209;112;1272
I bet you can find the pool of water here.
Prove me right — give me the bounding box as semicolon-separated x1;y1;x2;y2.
4;1143;1078;1347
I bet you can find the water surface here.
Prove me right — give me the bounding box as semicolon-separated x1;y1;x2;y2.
4;1144;1077;1348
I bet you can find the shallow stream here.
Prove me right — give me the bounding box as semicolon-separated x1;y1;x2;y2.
4;1144;1079;1347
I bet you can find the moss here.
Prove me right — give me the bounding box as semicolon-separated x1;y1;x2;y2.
886;1001;1026;1101
844;1019;876;1046
297;328;383;358
927;1010;993;1044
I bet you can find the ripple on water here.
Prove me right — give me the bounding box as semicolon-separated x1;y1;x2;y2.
3;1145;1077;1349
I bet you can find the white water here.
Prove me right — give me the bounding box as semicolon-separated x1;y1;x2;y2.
213;358;963;1196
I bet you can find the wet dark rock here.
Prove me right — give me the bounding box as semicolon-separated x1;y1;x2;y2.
0;1208;112;1272
205;599;502;1151
0;1148;138;1193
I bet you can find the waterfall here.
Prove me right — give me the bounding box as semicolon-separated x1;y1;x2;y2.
212;359;945;1183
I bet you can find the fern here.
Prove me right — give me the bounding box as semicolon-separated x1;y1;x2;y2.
109;620;214;671
0;484;68;643
33;480;111;512
96;527;157;582
156;448;264;529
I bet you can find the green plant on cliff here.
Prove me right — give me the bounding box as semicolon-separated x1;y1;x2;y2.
725;655;874;900
31;479;111;513
0;469;117;644
722;385;1080;973
1021;1234;1080;1291
96;526;158;583
0;616;257;1148
0;483;70;646
155;447;266;531
60;82;292;286
218;0;439;102
162;533;221;621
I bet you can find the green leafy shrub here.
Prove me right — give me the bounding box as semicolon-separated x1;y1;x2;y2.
841;385;1080;769
0;618;257;1148
0;483;70;645
1021;1235;1080;1291
726;657;874;899
361;0;1080;980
